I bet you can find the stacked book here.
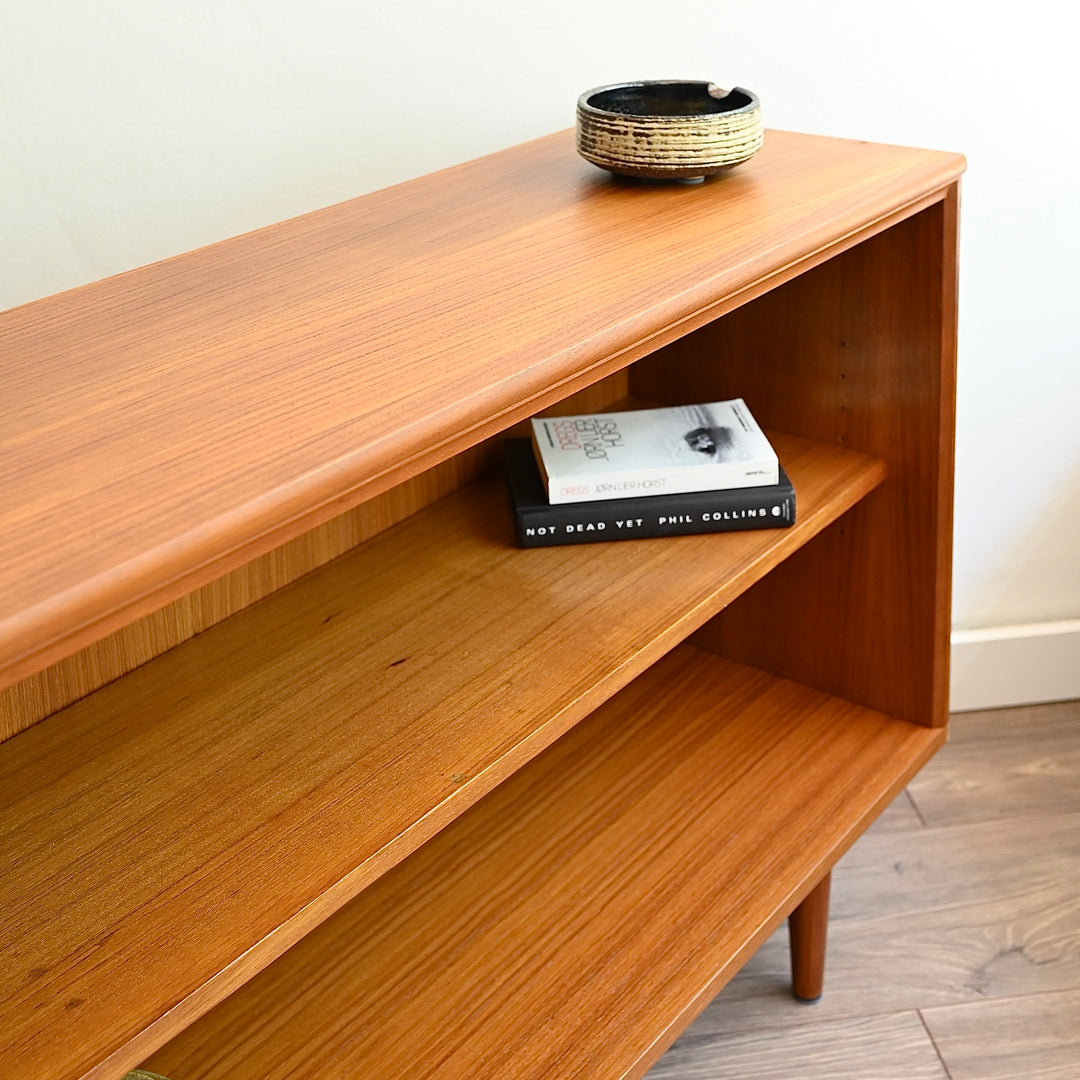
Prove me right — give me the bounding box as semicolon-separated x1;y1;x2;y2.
505;399;795;547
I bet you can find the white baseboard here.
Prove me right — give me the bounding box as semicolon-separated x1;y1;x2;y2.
950;620;1080;712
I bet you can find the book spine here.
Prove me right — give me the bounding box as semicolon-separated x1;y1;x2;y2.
514;487;795;547
544;462;778;504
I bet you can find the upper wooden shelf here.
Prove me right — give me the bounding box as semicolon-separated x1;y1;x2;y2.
0;130;964;691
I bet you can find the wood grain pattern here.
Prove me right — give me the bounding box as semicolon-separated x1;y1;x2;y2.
789;872;831;1002
646;1013;949;1080
907;698;1080;825
0;131;964;692
648;701;1080;1079
634;190;959;728
141;649;943;1080
0;372;628;743
669;810;1080;1038
868;789;925;832
923;989;1080;1080
0;433;883;1080
0;445;488;742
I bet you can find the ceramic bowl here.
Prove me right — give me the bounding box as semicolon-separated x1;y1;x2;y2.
576;81;763;180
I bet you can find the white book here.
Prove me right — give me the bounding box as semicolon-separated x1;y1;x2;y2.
531;399;779;505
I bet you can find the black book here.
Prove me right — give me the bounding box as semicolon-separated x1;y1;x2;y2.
504;438;795;548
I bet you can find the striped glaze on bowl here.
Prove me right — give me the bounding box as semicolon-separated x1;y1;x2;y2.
576;81;763;180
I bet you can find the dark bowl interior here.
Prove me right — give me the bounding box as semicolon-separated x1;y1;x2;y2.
585;83;754;118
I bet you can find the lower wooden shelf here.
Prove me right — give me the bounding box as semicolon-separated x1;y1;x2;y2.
142;646;943;1080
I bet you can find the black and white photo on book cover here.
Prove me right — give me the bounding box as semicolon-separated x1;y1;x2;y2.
530;399;778;504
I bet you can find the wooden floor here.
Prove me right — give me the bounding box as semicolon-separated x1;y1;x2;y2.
647;698;1080;1080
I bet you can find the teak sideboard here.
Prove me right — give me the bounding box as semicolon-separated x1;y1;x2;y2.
0;129;964;1080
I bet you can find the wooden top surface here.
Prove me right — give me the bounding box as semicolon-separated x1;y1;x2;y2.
0;433;884;1080
0;130;964;690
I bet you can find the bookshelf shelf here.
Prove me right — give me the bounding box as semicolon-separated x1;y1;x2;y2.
0;434;880;1080
143;648;944;1080
0;129;962;1080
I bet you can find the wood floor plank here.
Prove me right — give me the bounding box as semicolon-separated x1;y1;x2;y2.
908;700;1080;826
645;1013;949;1079
830;809;1080;925
655;811;1080;1038
649;702;1080;1079
923;989;1080;1080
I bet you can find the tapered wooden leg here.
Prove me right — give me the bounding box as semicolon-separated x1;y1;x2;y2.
788;871;831;1003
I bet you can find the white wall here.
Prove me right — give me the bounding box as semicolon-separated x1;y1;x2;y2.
3;1;1078;684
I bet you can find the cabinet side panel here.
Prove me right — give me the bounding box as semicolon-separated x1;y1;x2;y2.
632;193;958;726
